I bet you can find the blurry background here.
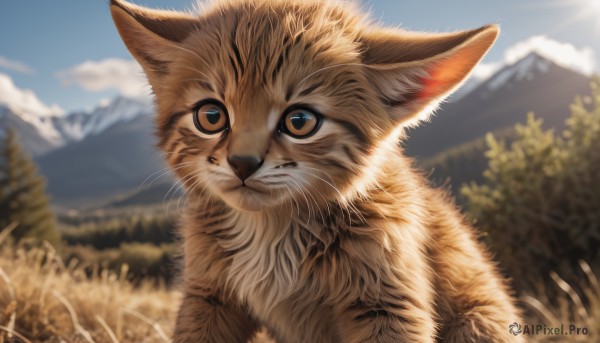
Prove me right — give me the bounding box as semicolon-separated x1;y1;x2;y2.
1;0;599;342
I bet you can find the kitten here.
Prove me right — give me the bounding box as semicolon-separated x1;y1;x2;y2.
110;0;523;342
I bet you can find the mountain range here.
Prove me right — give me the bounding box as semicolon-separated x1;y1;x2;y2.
0;96;152;156
1;52;595;208
405;52;593;158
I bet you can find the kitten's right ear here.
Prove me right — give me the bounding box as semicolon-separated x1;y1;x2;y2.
110;0;198;80
359;25;499;127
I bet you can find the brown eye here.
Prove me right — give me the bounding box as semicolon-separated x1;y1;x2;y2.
193;101;228;134
281;108;322;138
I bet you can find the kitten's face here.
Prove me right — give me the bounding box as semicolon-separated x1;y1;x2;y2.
153;4;387;211
111;0;498;211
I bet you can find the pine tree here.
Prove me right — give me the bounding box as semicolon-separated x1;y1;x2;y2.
0;128;59;245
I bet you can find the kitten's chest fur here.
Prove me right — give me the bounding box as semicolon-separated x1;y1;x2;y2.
196;202;360;342
209;207;330;296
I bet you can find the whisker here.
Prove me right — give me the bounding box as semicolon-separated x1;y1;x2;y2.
179;66;212;81
299;167;365;225
163;171;198;216
298;180;333;225
139;162;197;191
160;37;215;74
290;179;324;225
178;175;209;213
284;183;302;220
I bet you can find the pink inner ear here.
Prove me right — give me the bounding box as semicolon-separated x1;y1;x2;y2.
418;45;484;101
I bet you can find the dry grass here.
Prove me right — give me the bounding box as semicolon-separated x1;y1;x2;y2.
0;224;275;343
0;234;178;343
520;260;600;342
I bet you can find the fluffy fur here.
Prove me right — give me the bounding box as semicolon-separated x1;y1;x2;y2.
110;0;523;341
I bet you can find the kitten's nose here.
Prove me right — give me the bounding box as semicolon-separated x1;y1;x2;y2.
227;155;263;181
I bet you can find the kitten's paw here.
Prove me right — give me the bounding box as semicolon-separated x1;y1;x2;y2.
439;309;524;343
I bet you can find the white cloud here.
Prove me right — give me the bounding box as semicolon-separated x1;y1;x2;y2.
470;36;596;84
0;72;63;117
471;61;503;81
98;97;112;107
56;58;150;99
503;36;595;76
0;55;35;74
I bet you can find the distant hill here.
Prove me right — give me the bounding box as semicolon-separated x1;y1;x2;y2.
416;128;516;201
105;181;182;208
405;52;593;158
36;114;166;207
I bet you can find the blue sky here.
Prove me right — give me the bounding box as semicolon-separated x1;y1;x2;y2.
1;0;599;114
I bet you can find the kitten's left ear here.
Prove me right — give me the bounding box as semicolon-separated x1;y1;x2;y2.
360;25;499;126
110;0;198;83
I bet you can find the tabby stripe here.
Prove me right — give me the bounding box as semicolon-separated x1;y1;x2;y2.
342;145;360;164
202;295;223;306
223;237;254;257
353;309;391;321
353;307;416;326
180;146;200;154
173;150;190;165
160;111;189;135
177;148;201;163
330;118;368;145
203;217;229;229
324;158;350;172
231;41;245;74
293;31;305;45
138;50;169;75
304;41;313;53
299;81;323;97
167;140;179;155
178;127;204;146
271;54;285;83
157;111;190;148
285;84;295;102
195;80;214;92
380;90;420;108
228;55;239;82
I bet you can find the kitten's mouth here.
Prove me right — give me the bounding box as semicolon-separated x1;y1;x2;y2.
219;181;277;211
225;183;268;194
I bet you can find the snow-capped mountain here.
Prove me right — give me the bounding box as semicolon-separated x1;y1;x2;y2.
405;52;594;158
0;103;64;150
0;72;65;148
1;96;153;156
485;52;552;91
451;51;568;102
52;96;153;142
0;105;63;155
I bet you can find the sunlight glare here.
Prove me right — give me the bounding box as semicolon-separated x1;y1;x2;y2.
587;0;600;31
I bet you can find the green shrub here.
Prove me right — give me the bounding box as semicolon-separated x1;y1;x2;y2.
462;80;600;292
62;215;177;249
